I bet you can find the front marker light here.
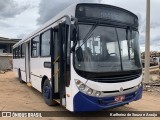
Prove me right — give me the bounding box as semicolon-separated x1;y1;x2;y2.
95;91;101;97
79;84;85;91
135;83;142;89
139;83;142;88
87;88;93;95
76;80;81;85
135;85;139;89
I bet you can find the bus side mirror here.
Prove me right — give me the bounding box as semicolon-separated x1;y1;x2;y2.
70;25;77;42
70;25;78;52
76;47;84;62
71;16;78;42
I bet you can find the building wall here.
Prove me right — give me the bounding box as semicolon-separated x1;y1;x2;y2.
0;37;20;71
0;54;12;71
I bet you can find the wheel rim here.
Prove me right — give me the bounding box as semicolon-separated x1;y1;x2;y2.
44;85;50;99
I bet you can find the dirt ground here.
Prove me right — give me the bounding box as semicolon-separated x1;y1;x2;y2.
0;71;159;120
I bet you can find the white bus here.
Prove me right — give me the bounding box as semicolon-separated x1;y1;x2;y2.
13;2;143;112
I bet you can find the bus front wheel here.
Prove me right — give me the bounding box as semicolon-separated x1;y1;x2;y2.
43;79;57;106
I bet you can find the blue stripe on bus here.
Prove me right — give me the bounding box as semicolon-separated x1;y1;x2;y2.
73;85;143;112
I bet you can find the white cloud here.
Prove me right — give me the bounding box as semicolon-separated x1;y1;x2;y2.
0;0;40;38
37;0;102;25
0;0;31;19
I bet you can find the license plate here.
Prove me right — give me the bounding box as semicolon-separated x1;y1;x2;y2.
115;95;125;102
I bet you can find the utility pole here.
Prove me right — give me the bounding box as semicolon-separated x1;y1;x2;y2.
144;0;150;83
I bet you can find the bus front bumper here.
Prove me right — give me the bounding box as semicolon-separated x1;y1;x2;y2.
73;85;143;112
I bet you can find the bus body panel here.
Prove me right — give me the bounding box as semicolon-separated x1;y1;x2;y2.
73;85;143;111
13;58;26;81
30;58;51;92
85;76;142;92
66;52;81;111
21;59;26;82
30;58;41;92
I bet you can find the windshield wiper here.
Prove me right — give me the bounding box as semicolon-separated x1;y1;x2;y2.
77;22;99;50
127;27;131;60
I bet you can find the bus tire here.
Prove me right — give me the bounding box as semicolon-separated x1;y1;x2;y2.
18;69;24;83
43;79;57;106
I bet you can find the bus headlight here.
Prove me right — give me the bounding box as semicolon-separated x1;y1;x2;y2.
75;79;102;97
79;84;85;91
95;91;101;97
87;88;93;95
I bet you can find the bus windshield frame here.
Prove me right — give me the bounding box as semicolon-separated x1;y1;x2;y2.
73;23;141;74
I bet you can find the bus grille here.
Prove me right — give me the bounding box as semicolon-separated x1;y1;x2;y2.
94;74;140;83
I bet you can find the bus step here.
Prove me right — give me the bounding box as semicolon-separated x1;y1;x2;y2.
54;99;60;104
27;82;32;87
54;99;66;107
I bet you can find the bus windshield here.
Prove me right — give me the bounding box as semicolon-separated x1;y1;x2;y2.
74;24;141;72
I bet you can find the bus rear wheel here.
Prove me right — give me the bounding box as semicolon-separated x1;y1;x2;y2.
43;79;57;106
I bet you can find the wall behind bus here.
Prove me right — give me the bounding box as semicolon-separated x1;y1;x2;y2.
0;54;12;71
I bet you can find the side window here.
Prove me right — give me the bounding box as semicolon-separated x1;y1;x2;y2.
20;46;22;58
41;30;51;57
18;46;21;58
15;48;17;58
31;36;39;57
22;44;25;58
16;47;19;58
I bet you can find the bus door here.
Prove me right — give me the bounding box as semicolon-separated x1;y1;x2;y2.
51;23;70;106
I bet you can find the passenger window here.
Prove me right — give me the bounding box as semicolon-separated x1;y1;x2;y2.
41;30;51;57
31;36;39;57
22;44;25;58
18;46;21;58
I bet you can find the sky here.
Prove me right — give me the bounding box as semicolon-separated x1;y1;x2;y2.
0;0;159;52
